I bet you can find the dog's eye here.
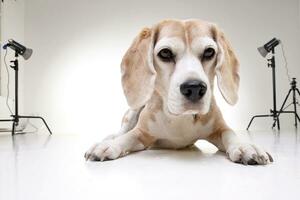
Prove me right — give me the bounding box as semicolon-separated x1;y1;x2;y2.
202;47;215;60
158;48;175;62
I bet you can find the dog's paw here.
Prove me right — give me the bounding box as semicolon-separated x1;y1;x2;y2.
226;143;273;165
103;134;119;141
84;140;124;161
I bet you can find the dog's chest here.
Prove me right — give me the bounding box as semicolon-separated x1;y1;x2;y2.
148;111;214;148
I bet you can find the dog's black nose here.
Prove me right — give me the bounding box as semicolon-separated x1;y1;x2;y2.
180;80;207;102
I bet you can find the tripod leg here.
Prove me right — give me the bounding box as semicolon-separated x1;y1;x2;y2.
246;116;255;130
295;110;298;128
37;117;52;135
0;119;14;122
277;89;292;117
246;115;270;130
272;120;276;128
12;121;16;136
271;115;280;129
296;88;300;96
290;88;298;128
296;113;300;124
18;116;52;135
295;104;298;128
296;88;300;128
274;89;293;130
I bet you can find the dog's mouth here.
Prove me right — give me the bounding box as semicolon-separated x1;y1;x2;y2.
167;100;209;116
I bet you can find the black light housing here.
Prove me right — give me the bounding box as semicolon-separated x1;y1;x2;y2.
3;39;33;60
257;37;280;57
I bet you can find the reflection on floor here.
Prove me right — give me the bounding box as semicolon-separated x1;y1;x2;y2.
0;129;299;200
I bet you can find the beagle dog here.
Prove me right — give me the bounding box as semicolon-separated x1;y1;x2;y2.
85;19;273;165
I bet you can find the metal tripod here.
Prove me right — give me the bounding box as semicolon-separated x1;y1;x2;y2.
0;52;52;135
247;48;280;130
272;78;300;128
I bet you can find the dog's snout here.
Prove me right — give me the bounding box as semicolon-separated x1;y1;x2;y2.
180;80;207;102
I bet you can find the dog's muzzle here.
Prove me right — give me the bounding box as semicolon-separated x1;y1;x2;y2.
180;80;207;102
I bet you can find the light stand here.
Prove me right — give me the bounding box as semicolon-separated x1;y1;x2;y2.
247;48;280;130
0;52;52;135
272;78;300;128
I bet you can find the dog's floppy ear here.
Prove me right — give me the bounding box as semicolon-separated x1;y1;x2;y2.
212;24;240;105
121;27;157;109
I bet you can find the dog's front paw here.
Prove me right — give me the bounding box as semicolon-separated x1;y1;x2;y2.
84;140;124;161
226;143;273;165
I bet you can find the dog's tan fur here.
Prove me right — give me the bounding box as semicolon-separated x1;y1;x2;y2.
85;19;273;165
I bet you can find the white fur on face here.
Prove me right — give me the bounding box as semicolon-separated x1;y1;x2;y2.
154;36;218;115
190;37;218;56
154;37;185;56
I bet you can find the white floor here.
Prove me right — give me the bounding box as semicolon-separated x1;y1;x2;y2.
0;130;299;200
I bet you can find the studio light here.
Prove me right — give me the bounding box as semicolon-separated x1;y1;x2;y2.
257;38;280;57
247;37;300;130
3;39;33;60
0;39;52;135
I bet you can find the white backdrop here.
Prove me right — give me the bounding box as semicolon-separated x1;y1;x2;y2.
20;0;300;135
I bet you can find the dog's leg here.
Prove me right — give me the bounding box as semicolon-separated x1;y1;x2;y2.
207;129;273;165
85;128;154;161
103;107;144;141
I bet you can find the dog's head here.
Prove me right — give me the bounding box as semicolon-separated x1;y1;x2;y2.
121;19;239;115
